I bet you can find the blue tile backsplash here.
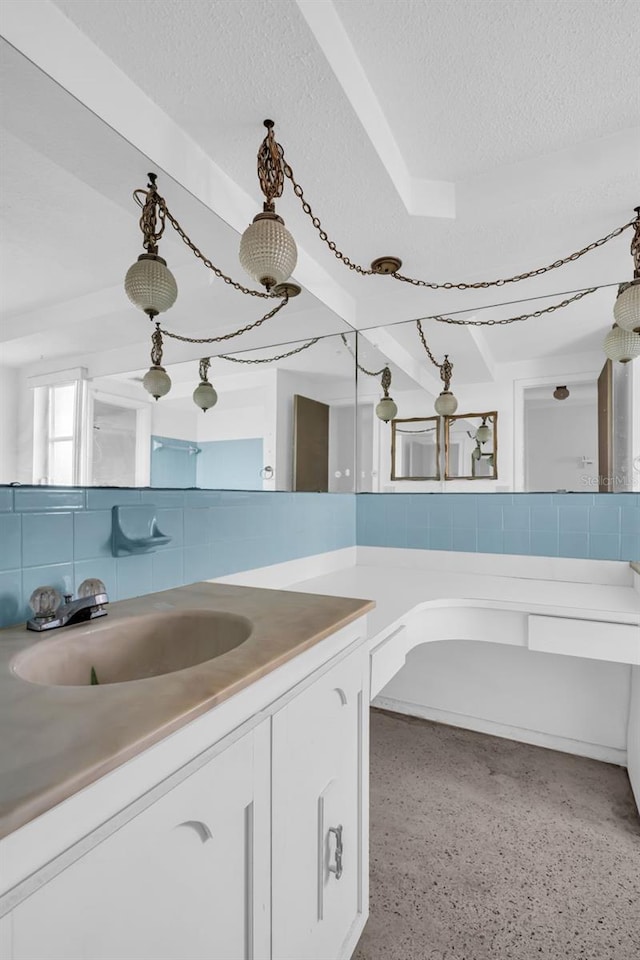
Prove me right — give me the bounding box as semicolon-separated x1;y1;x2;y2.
0;487;356;628
0;487;637;629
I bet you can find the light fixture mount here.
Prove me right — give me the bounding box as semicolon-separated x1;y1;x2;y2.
371;256;402;275
272;282;301;298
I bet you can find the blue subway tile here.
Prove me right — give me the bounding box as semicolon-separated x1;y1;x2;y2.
428;528;452;550
429;503;452;528
596;493;635;509
552;494;595;506
152;549;185;592
620;534;640;561
503;530;531;555
452;527;477;551
481;494;513;506
517;493;553;505
73;558;117;599
559;506;590;532
589;507;620;535
74;511;112;560
183;508;210;546
86;489;141;510
559;532;590;559
22;564;74;619
406;526;429;549
502;505;530;531
0;513;21;570
452;498;477;528
14;488;85;512
0;489;13;512
140;489;185;508
184;545;213;583
115;554;153;600
530;530;559;557
477;529;503;554
0;570;22;628
476;503;503;530
621;506;640;534
22;513;73;567
530;506;558;531
588;535;621;561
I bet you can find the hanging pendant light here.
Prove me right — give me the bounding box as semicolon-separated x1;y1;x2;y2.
603;325;640;363
124;174;177;318
142;324;172;400
612;209;640;335
475;418;492;443
375;367;398;422
434;390;458;416
239;121;297;291
193;358;218;412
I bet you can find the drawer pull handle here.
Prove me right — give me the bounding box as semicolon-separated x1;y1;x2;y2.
328;824;343;880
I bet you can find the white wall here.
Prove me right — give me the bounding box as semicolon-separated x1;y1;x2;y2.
377;640;630;763
628;665;640;809
0;366;18;483
151;402;199;443
525;401;597;492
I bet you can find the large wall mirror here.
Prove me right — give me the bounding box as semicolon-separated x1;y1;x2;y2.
1;40;637;497
0;41;357;492
444;413;497;480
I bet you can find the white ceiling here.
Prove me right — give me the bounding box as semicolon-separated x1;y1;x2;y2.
1;0;639;400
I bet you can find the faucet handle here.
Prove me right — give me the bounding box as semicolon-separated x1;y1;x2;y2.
78;578;107;599
29;586;62;623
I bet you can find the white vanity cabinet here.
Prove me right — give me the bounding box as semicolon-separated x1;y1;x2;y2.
10;723;270;960
3;632;369;960
272;648;368;960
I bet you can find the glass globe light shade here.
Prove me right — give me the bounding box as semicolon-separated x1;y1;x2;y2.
475;423;491;443
375;397;398;422
29;585;62;621
143;365;172;400
434;390;458;416
613;281;640;333
603;325;640;363
472;446;481;461
125;254;178;316
239;213;297;290
193;381;218;412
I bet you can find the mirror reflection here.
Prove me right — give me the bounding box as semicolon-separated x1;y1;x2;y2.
391;419;440;481
445;413;498;480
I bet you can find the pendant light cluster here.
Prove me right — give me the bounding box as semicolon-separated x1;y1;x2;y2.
603;208;640;363
339;335;398;422
123;122;639;410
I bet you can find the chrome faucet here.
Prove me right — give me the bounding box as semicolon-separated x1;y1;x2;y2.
27;579;109;633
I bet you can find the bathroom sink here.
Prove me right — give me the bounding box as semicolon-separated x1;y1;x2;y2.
12;610;252;686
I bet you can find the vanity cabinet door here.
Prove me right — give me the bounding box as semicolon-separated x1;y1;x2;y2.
11;723;270;960
272;647;368;960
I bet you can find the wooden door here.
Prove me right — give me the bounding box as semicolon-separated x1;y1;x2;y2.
598;360;613;492
293;394;329;492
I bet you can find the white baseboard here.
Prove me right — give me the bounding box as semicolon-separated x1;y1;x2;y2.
372;695;628;767
213;546;357;590
357;546;633;587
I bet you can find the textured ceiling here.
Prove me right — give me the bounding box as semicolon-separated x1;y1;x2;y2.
1;0;638;390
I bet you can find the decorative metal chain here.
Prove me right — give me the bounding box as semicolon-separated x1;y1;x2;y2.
631;208;640;279
339;333;387;377
282;152;374;276
198;357;211;382
415;319;453;390
133;174;166;255
381;366;392;397
219;338;321;364
150;323;164;366
278;136;634;288
425;285;597;326
160;294;288;345
258;120;285;209
133;181;273;299
392;223;634;290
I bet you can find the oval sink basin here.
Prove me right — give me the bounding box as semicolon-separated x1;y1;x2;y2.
13;610;252;686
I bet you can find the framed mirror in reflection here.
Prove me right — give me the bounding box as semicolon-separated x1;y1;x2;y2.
445;413;498;481
391;418;440;481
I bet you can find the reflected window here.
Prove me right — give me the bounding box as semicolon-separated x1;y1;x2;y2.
391;417;440;481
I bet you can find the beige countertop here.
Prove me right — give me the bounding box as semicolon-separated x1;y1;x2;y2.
0;582;374;838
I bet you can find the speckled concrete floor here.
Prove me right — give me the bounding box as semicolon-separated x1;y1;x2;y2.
354;709;640;960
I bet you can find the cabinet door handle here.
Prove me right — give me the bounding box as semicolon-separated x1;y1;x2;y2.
328;825;343;880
